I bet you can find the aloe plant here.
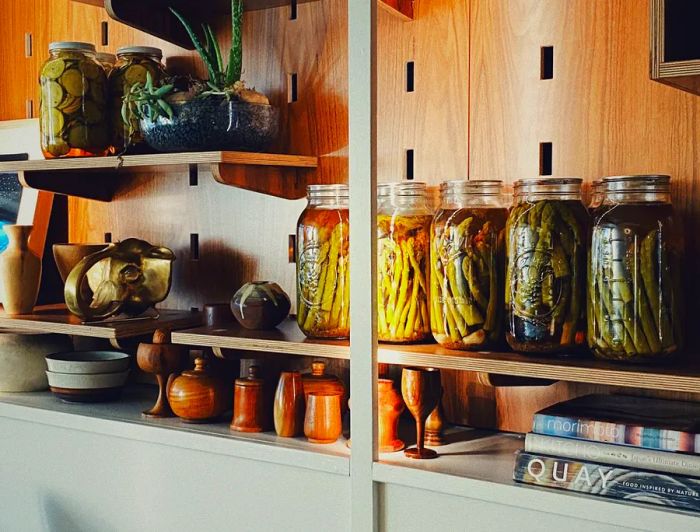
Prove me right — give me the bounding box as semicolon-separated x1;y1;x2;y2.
170;0;243;93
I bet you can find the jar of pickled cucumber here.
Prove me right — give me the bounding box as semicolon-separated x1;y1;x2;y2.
588;175;683;362
377;182;432;343
296;184;349;339
109;46;166;154
506;178;589;354
39;42;109;158
431;180;507;350
96;52;116;75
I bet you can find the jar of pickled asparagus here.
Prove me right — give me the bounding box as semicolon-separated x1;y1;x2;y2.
39;42;109;158
506;178;589;354
431;180;507;349
377;182;432;343
588;175;683;362
109;46;166;154
296;184;350;339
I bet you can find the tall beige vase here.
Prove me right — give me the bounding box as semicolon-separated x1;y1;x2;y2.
0;225;42;315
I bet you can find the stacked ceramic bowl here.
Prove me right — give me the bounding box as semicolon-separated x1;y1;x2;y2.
45;351;130;402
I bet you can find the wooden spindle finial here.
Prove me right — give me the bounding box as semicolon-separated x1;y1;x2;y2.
248;365;260;379
311;361;325;376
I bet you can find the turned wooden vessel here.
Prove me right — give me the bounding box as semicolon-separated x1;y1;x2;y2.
301;361;346;410
167;357;229;423
273;370;305;437
401;367;441;459
230;365;266;433
378;378;405;452
425;389;446;447
0;225;41;315
137;329;188;418
304;391;342;444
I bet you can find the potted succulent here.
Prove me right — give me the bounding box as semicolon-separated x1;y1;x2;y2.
121;0;279;152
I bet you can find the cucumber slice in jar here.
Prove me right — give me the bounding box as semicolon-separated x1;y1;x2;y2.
90;78;106;103
124;64;148;85
44;81;65;108
47;140;70;157
67;124;89;149
83;101;103;124
80;60;101;80
61;69;87;97
42;58;66;80
41;107;65;137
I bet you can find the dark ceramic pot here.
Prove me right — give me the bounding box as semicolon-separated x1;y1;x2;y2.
231;281;291;330
140;96;279;152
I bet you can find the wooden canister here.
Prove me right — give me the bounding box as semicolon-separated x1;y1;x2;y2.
273;370;305;437
230;365;265;432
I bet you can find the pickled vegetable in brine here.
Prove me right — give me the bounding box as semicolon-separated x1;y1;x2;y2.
296;207;350;339
588;203;682;361
506;199;588;353
377;213;432;343
431;208;506;350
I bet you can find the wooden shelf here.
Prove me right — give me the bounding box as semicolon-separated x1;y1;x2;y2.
0;151;318;201
377;344;700;394
379;0;413;21
171;318;350;360
72;0;319;49
0;305;202;347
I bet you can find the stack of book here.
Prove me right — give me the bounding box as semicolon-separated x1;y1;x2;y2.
513;394;700;512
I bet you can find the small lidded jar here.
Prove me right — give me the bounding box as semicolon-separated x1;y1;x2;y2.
296;184;349;339
39;41;109;158
109;46;166;153
377;182;432;343
588;175;683;362
506;178;589;354
431;180;507;349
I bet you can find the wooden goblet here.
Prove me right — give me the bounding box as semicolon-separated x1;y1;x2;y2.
425;387;445;446
136;329;187;418
401;367;441;459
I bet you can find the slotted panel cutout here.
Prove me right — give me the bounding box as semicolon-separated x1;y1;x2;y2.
406;61;415;92
540;46;553;79
539;142;552;176
406;149;414;180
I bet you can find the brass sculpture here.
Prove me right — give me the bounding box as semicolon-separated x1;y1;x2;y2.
64;238;175;321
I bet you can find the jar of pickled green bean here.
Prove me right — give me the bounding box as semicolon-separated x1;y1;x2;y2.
588;175;683;362
506;178;589;354
296;185;350;339
39;42;109;158
431;180;507;350
109;46;166;154
377;182;432;343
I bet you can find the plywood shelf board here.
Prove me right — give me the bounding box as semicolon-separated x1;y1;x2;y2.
0;385;349;475
0;151;318;201
0;306;202;340
171;318;350;359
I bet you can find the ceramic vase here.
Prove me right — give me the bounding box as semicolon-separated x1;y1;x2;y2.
0;225;42;315
378;378;405;452
0;331;72;392
230;281;291;330
273;371;305;437
304;392;342;444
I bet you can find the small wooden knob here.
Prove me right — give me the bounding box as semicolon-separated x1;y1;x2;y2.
248;365;260;379
153;328;171;344
311;361;326;376
193;357;208;372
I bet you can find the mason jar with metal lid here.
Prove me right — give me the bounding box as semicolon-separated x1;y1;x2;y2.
376;181;432;343
588;180;603;212
430;180;507;350
96;52;117;75
588;175;683;362
40;41;109;158
506;177;589;354
296;184;349;339
109;46;166;153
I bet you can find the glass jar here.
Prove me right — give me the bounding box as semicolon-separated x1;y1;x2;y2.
431;180;507;349
377;182;432;343
96;52;116;75
39;42;109;158
588;175;683;362
588;180;603;212
296;184;349;339
109;46;166;154
506;178;589;354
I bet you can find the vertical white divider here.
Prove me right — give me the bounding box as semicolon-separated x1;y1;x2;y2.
348;0;378;531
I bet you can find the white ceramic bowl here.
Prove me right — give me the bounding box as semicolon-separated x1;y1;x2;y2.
45;370;129;390
45;351;130;374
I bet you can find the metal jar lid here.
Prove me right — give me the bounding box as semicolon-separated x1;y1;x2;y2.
49;41;96;53
116;46;163;59
306;184;349;198
377;181;428;197
601;174;670;193
513;177;583;196
440;179;503;196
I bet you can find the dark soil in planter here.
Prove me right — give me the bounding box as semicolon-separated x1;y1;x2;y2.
140;95;279;152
